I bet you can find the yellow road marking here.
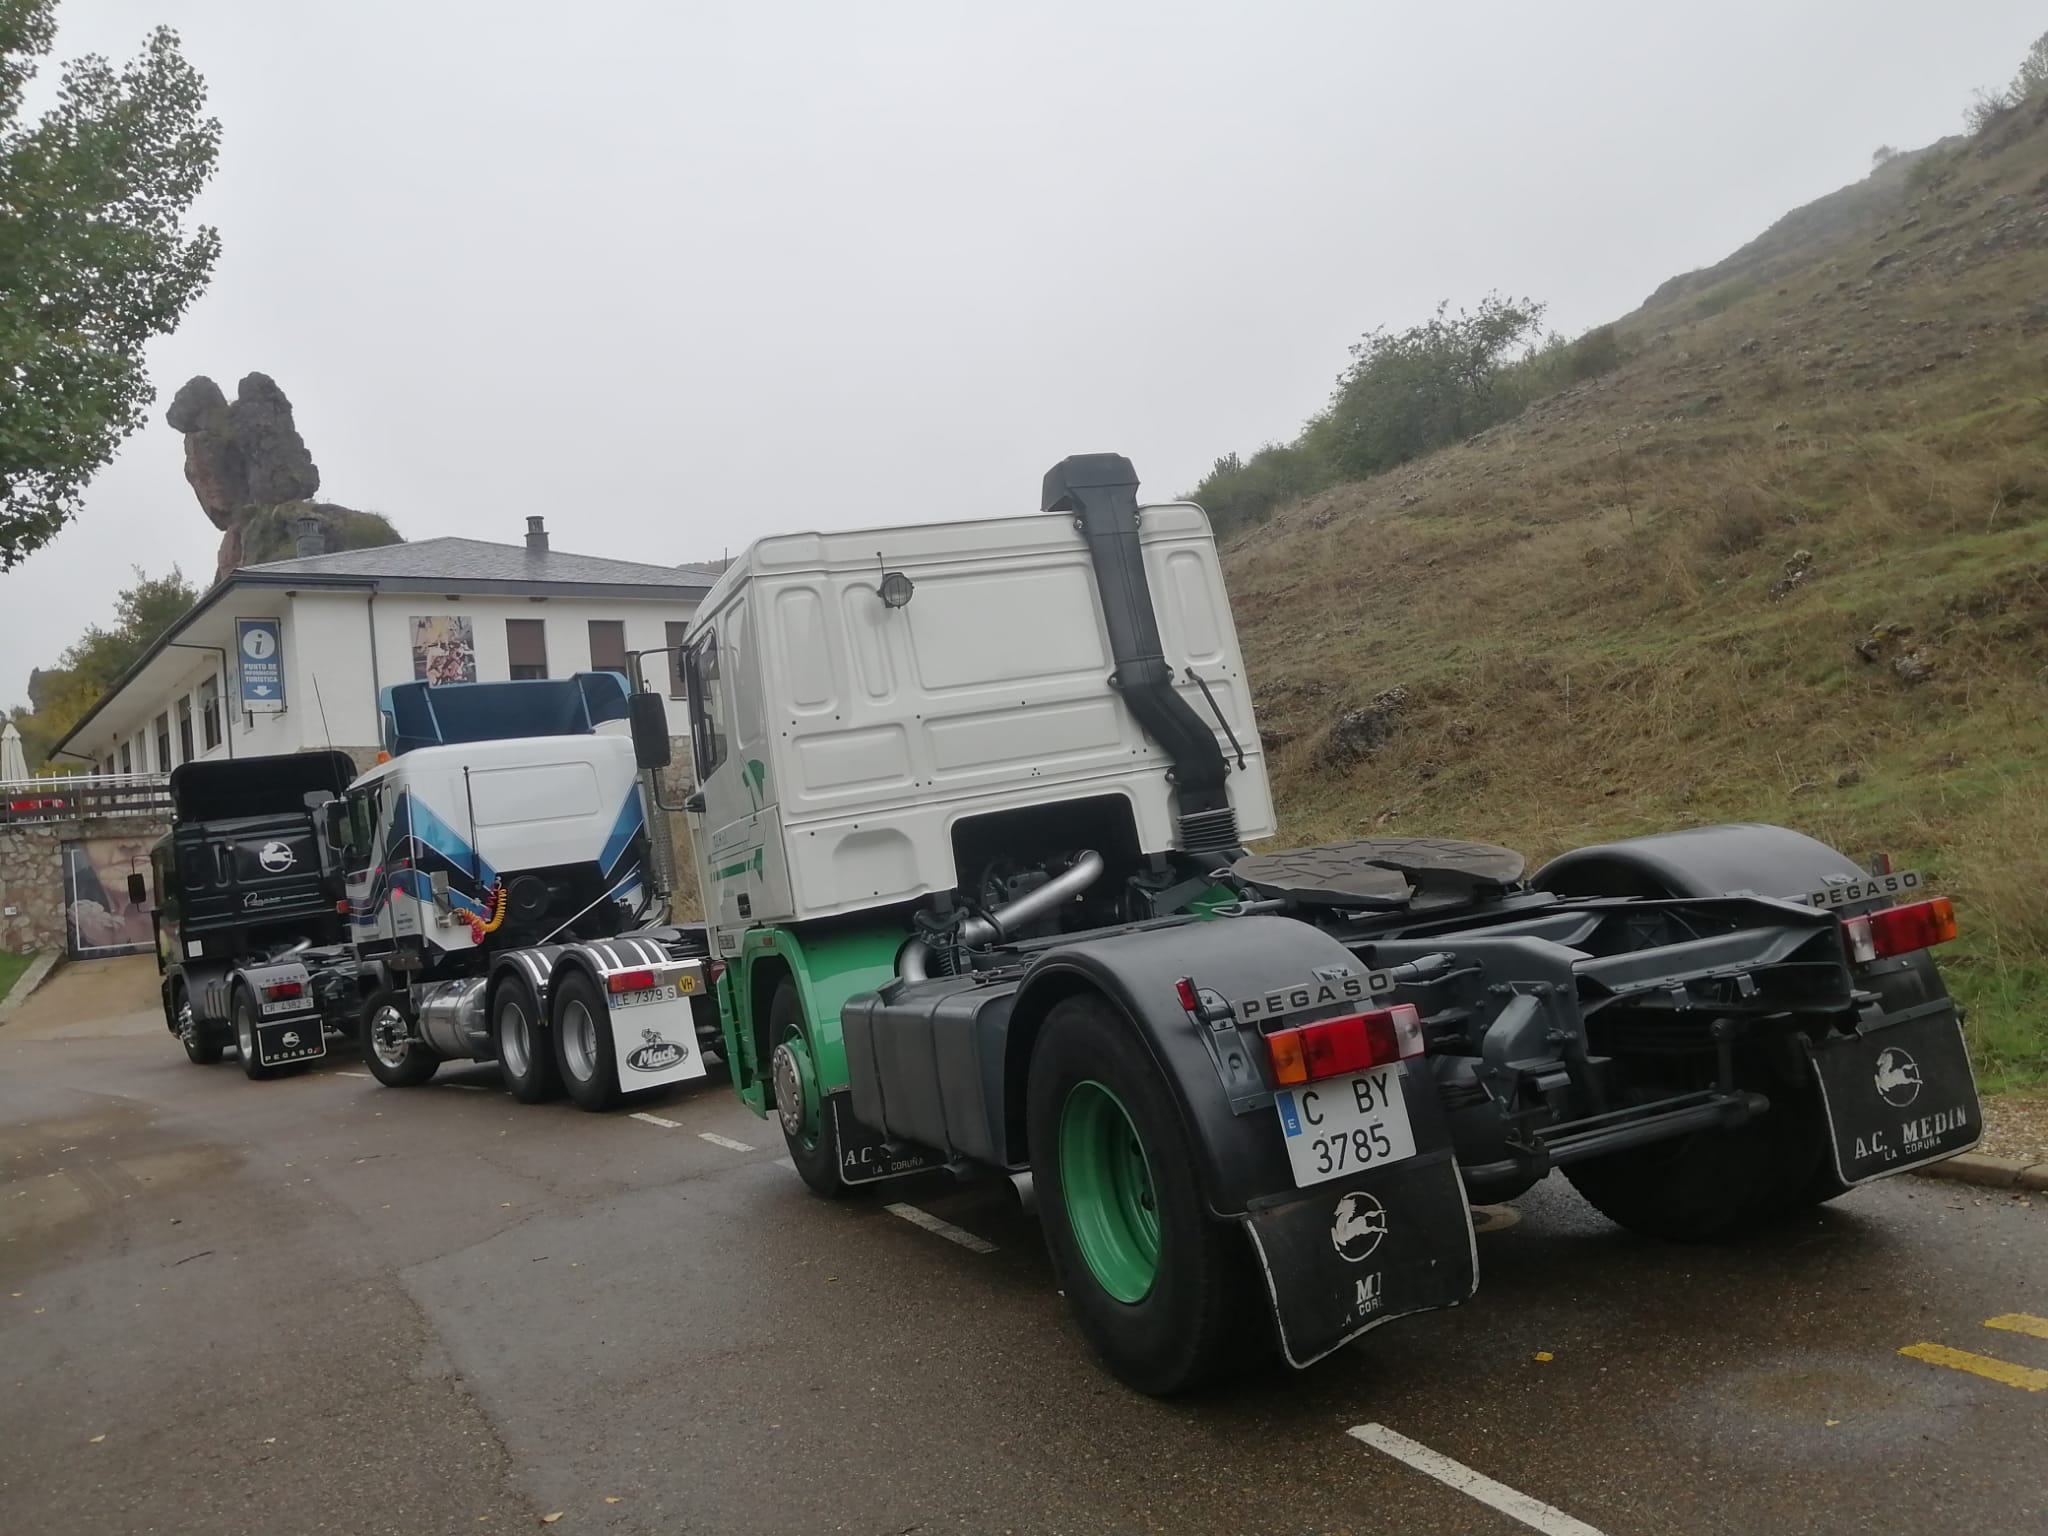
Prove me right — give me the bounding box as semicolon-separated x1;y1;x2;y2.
1984;1313;2048;1342
1900;1342;2048;1391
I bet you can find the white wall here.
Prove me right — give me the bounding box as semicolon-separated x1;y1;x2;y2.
75;588;699;772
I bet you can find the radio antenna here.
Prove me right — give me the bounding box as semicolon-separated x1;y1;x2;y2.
312;672;342;795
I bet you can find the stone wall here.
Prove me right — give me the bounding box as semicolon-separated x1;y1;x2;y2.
0;814;170;955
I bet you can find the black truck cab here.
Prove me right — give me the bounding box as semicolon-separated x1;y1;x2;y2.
142;752;364;1078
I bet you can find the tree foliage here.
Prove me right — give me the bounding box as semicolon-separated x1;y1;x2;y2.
1192;294;1622;538
7;564;196;768
0;1;222;569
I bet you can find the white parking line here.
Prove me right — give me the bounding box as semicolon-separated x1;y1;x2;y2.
884;1202;997;1255
774;1156;796;1173
630;1111;681;1129
336;1071;371;1079
698;1131;755;1151
1347;1424;1606;1536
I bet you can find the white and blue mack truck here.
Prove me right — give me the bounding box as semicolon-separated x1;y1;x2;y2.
333;671;716;1110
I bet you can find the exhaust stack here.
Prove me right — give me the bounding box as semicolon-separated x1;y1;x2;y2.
1042;453;1236;854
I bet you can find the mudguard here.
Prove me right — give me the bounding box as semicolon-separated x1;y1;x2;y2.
1008;915;1460;1215
235;960;326;1067
1533;822;1866;902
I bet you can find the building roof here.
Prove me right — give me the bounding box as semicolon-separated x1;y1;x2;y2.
52;530;713;760
245;536;713;595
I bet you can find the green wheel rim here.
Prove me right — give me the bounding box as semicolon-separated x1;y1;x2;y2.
1059;1080;1161;1303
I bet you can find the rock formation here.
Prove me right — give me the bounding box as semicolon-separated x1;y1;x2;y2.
165;373;399;577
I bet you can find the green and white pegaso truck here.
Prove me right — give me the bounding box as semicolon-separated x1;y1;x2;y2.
675;452;1981;1395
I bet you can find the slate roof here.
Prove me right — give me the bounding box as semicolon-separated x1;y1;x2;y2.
243;536;712;593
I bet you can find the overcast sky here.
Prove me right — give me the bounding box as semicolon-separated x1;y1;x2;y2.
6;1;2042;708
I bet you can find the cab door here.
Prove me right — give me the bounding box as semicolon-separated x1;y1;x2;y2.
684;599;787;946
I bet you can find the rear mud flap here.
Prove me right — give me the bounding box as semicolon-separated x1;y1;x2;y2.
830;1095;948;1186
256;1014;326;1067
1241;1148;1477;1370
1807;1005;1982;1184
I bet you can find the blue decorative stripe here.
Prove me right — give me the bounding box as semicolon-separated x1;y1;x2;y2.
599;789;647;880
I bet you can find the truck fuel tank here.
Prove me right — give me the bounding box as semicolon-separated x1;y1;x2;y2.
416;976;489;1059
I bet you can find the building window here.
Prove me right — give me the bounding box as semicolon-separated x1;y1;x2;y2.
588;619;627;676
119;742;133;776
506;618;549;680
665;622;690;698
199;677;222;751
155;713;171;772
177;697;194;763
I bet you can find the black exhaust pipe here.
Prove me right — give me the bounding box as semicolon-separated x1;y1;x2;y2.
1042;453;1238;854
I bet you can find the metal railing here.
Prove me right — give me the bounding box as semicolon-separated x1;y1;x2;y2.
0;772;174;825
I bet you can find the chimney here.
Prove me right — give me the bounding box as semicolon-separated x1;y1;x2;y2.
292;513;325;558
525;516;549;554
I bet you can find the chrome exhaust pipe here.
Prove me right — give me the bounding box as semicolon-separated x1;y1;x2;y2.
898;850;1105;981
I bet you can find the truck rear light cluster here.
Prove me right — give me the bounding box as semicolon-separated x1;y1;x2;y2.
1842;897;1957;963
608;968;658;994
262;980;303;1003
707;960;727;986
1265;1004;1424;1087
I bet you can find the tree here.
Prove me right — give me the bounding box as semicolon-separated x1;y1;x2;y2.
2010;30;2048;103
1322;294;1547;481
8;564;196;767
0;1;222;569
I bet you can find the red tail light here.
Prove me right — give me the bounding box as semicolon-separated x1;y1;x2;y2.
262;980;304;1002
1265;1005;1424;1087
707;960;727;986
1865;897;1957;959
607;968;657;994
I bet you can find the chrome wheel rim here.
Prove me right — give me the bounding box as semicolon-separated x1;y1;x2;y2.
369;1003;412;1070
561;1000;599;1083
499;996;532;1077
176;999;196;1044
235;1005;254;1060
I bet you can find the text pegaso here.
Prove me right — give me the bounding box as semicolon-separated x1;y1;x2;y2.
1234;971;1394;1025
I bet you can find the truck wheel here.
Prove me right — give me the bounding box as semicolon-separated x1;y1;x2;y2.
768;979;846;1198
551;970;622;1112
1027;991;1255;1395
361;987;440;1087
232;989;274;1081
494;976;562;1104
175;987;223;1066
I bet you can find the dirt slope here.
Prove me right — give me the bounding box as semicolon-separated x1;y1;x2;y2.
1224;99;2048;1086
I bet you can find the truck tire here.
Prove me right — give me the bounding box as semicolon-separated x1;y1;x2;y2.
493;975;562;1104
551;970;622;1112
1027;991;1257;1395
361;987;440;1088
768;979;847;1198
174;985;223;1066
232;988;274;1081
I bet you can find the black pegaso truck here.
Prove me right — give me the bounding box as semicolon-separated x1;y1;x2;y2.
136;751;367;1079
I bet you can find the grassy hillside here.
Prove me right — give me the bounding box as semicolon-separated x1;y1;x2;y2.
1224;97;2048;1089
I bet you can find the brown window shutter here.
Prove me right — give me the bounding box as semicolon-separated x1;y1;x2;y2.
588;619;627;674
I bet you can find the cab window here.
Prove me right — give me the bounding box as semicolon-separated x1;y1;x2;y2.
685;627;729;779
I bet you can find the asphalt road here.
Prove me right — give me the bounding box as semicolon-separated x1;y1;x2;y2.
5;967;2047;1536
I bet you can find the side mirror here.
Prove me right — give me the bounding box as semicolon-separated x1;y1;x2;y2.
628;691;672;770
127;873;148;905
322;799;349;850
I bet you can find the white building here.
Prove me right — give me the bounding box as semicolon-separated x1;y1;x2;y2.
56;518;717;778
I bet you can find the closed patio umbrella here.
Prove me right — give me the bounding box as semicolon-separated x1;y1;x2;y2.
0;721;27;784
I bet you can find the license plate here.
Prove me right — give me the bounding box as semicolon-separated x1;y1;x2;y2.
1273;1066;1417;1187
612;983;680;1009
1806;1008;1981;1183
261;999;312;1016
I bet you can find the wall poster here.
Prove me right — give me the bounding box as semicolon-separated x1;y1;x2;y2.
411;615;477;686
61;836;155;958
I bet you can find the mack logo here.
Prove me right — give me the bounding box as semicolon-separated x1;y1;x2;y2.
258;840;296;873
1235;969;1394;1024
626;1028;687;1073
